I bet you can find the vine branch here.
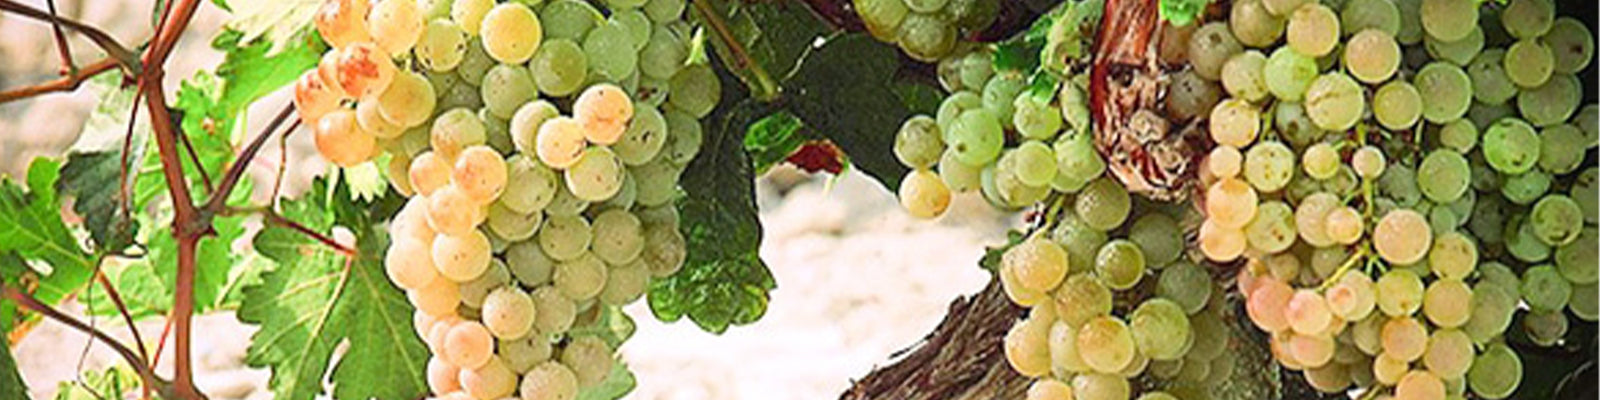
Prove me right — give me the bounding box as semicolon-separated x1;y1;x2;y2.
0;0;141;70
0;285;170;396
0;58;120;103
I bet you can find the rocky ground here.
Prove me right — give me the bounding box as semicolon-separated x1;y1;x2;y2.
2;2;1020;398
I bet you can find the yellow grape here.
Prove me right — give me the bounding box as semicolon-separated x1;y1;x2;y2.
1373;351;1409;385
481;286;536;340
313;110;377;167
480;3;542;63
333;42;395;98
1287;289;1334;334
1026;379;1073;400
1077;316;1136;374
1048;320;1089;373
560;336;614;387
390;198;436;243
408;277;460;316
408;151;452;196
355;99;403;139
366;0;423;56
1206;177;1259;229
1199;218;1247;262
450;0;493;35
452;146;508;203
1208;145;1244;178
1004;316;1053;377
1421;328;1473;379
426;356;461;393
293;71;340;126
1000;261;1049;307
519;361;578;400
433;230;492;282
530;286;576;334
317;51;348;99
1374;209;1432;264
1395;370;1445;400
1209;99;1261;147
554;254;607;301
376;70;436;128
1382;316;1428;362
898;169;951;219
1324;206;1364;245
1288;333;1335;367
1294;192;1340;247
426;186;485;236
536;117;588;169
1422;279;1472;328
574;84;634;144
1247;277;1294;332
1002;238;1070;293
385;238;440;290
443;321;495;369
1325;272;1376;321
458;356;517;399
386;154;414;197
314;0;371;48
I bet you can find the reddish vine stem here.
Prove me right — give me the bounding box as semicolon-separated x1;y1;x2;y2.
177;129;216;193
94;270;150;364
43;0;72;74
0;285;169;395
207;103;295;213
230;207;359;257
0;57;119;103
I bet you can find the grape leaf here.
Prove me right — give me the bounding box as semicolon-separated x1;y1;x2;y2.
691;0;833;100
785;34;941;189
1158;0;1209;27
209;28;324;133
648;61;776;334
743;111;809;175
82;259;170;319
575;363;637;400
150;213;246;313
237;180;425;400
56;152;139;253
0;159;96;306
0;301;23;400
221;0;323;54
51;365;141;400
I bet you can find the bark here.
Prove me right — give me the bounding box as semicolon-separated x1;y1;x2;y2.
839;279;1031;400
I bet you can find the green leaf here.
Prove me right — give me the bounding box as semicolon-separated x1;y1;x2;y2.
237;180;424;400
0;159;96;306
222;0;323;54
1159;0;1209;26
56;152;140;252
648;63;776;333
0;329;24;400
569;305;637;350
340;158;389;202
209;29;324;134
742;111;809;175
136;77;235;208
786;34;942;189
691;0;834;100
52;365;140;400
575;362;637;400
150;214;246;312
82;259;170;319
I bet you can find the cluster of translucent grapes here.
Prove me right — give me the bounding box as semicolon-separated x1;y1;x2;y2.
1183;0;1600;397
851;0;1000;61
893;0;1105;220
295;0;716;399
1001;192;1243;400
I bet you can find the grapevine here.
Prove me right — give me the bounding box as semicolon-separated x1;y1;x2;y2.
0;0;1593;399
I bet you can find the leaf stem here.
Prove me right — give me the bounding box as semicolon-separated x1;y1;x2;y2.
94;269;150;365
0;285;170;395
0;0;141;71
207;103;295;214
690;0;780;101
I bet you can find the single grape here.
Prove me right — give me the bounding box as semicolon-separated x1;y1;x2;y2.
1004;316;1053;377
1373;80;1423;130
1377;268;1425;317
1189;22;1244;80
1519;73;1582;128
1545;18;1595;74
1199;218;1248;262
313;110;377;167
520;361;578;400
1264;47;1319;101
1129;299;1192;361
1076;178;1132;231
1304;73;1364;131
1244;141;1296;192
1129;214;1184;266
1301;142;1340;180
1209;99;1261;147
1501;0;1554;39
1424;26;1483;66
1374;209;1432;265
1468;343;1522;399
1246;200;1297;253
1053;274;1114;328
1345;29;1401;83
1287;3;1340;57
368;0;424;56
900;169;952;219
1505;39;1555;88
1482;117;1542;174
1419;0;1476;42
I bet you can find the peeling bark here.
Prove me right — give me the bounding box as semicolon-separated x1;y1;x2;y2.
840;280;1030;400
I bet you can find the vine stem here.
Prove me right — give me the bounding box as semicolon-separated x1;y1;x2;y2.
0;57;119;103
689;0;779;100
0;285;171;396
0;0;141;70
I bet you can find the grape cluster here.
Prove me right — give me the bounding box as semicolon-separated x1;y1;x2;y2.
294;0;716;399
892;0;1105;220
1002;204;1245;400
852;0;1000;62
1178;0;1600;398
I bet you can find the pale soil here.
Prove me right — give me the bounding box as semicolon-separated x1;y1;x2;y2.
2;2;1019;397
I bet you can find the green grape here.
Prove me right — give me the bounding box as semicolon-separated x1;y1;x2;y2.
1414;62;1472;123
1341;0;1399;36
1129;299;1192;361
1501;169;1551;205
1429;231;1477;280
936;91;983;138
1506;215;1552;263
1500;0;1553;39
948;109;1004;166
1538;124;1585;174
1189;22;1244;81
631;159;684;207
1482;117;1541;174
994;165;1049;207
854;0;908;42
1570;282;1598;322
1376;268;1424;317
1263;0;1308;16
1393;0;1423;44
1006;141;1057;187
1076;178;1131;231
614;103;667;166
1378;163;1422;206
416;19;467;72
643;0;684;22
480;64;536;119
1505;39;1554;88
1245;200;1296;254
894;115;944;169
1129;214;1183;266
1345;29;1401;83
938;149;982;192
639;25;688;80
1518;73;1581;127
1230;0;1285;48
1320;165;1359;197
1095;240;1146;290
1417;150;1470;203
1167;71;1222;122
1556;227;1598;285
1053;213;1110;274
1221;51;1270;103
1522;265;1572;313
1052;132;1105;189
486;202;541;241
529;39;588;97
1053;273;1114;327
668;64;721;118
661;109;703;166
1468;343;1522;399
590;209;644;265
1275;101;1325;147
981;74;1027;129
1301;142;1339;180
1157;261;1211;314
1013;94;1063;140
538;214;593;262
1049;320;1090;373
1438;118;1478;152
1287;3;1339;57
1522;309;1568;346
1072;373;1130;400
583;21;638;80
1545;18;1595;74
553;252;607;301
1470;101;1518;131
1576;168;1598;223
539;0;600;41
1078;316;1138;373
1529;195;1583;246
1304;73;1364;131
1420;0;1476;42
506;240;555;287
1373;80;1422;130
1467;49;1518;105
958;51;995;91
897;13;956;62
611;11;651;51
1424;280;1473;328
1463;280;1518;344
1424;26;1482;66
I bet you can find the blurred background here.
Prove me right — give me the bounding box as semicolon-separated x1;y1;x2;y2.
0;0;1022;398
